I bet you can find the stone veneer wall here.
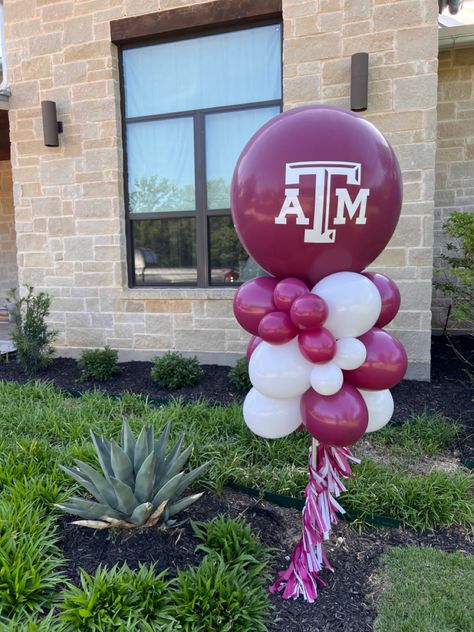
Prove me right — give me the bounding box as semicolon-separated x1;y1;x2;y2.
0;161;17;302
433;46;474;332
4;0;439;378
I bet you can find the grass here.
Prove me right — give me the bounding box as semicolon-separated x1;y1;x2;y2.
0;381;471;530
374;547;474;632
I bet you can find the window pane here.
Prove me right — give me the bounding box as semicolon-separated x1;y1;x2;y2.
208;215;249;286
133;218;197;286
123;25;281;117
127;118;195;213
206;106;280;210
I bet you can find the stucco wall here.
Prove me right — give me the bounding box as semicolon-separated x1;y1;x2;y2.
4;0;439;378
433;46;474;331
0;161;17;302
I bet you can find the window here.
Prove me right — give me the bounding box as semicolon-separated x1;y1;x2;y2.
121;23;282;287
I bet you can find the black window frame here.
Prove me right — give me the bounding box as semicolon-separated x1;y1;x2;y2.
119;20;283;288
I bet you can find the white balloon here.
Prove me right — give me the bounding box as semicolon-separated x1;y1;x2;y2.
249;338;313;399
310;362;344;396
358;388;394;433
333;337;367;370
312;272;381;339
243;388;303;439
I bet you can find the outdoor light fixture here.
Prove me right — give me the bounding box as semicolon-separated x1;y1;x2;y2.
41;100;63;147
350;53;369;112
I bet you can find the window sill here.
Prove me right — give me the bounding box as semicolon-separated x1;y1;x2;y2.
122;287;238;300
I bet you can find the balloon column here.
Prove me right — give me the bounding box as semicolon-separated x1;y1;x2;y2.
231;105;408;602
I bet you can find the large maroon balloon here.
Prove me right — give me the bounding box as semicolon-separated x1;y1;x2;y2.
298;328;336;363
363;272;401;328
246;335;263;362
344;328;408;390
233;277;278;336
290;293;328;330
231;105;402;287
301;384;368;447
273;278;309;313
258;311;298;344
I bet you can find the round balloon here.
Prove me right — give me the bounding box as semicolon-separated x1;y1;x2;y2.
290;293;328;330
310;362;343;396
231;105;402;286
312;272;381;338
357;388;394;433
301;384;368;447
233;277;278;336
246;335;263;362
363;272;401;328
273;278;309;313
249;338;314;399
298;328;336;363
344;328;408;390
333;337;367;370
243;388;303;439
258;311;298;344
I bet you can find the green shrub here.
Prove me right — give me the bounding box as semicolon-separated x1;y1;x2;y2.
192;515;272;568
77;347;120;382
150;352;203;390
171;555;269;632
60;564;175;630
228;358;252;392
8;286;57;376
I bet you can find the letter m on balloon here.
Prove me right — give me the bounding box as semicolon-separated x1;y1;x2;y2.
274;161;370;244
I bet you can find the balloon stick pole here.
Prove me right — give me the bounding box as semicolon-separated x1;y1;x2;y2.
311;438;319;469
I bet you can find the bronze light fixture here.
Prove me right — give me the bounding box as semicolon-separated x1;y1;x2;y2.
350;53;369;112
41;100;63;147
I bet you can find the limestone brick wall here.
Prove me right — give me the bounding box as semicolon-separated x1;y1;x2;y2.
4;0;439;378
0;161;17;302
433;47;474;331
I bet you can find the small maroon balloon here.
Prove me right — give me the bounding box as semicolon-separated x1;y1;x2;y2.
231;105;402;286
290;293;328;330
246;335;263;362
301;384;368;447
233;277;278;336
298;328;336;363
258;311;298;345
344;328;408;390
273;277;309;313
363;272;401;328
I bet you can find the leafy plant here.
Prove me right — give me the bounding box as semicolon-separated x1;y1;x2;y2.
171;555;270;632
192;515;273;568
228;358;252;392
56;420;208;529
60;564;175;630
150;352;203;390
8;286;57;376
78;347;120;382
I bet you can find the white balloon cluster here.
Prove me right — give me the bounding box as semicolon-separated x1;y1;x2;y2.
244;272;395;440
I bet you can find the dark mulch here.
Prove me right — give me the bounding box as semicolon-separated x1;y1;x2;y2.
57;488;474;632
1;334;472;457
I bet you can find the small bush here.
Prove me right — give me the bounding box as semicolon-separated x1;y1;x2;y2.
150;352;203;390
192;515;272;568
171;555;269;632
60;564;175;630
228;358;252;392
77;347;120;382
8;286;57;376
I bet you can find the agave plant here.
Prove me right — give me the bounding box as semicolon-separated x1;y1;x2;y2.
56;421;208;529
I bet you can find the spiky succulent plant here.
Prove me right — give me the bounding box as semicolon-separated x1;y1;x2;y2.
56;421;208;529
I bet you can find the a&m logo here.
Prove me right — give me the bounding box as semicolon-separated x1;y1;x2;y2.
275;162;370;244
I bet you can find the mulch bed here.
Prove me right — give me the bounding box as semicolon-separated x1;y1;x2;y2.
1;333;472;458
58;488;474;632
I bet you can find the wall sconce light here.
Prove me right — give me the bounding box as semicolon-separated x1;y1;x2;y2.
41;100;63;147
350;53;369;112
